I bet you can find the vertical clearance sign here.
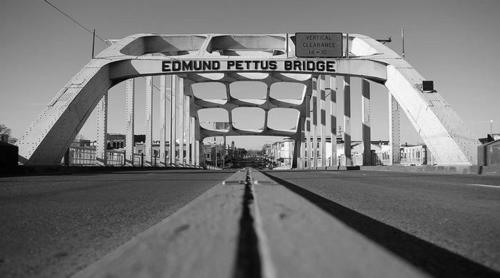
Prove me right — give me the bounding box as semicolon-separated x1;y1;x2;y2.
295;32;344;58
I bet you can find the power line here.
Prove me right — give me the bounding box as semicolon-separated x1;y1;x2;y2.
42;0;110;45
44;1;180;94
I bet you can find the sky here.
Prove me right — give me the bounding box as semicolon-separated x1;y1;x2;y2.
1;0;499;150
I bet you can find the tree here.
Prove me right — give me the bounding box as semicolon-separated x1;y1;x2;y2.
0;124;11;135
0;123;17;144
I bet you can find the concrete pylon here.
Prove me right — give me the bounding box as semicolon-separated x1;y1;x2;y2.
319;75;327;168
166;78;172;164
177;78;184;165
125;79;135;164
292;117;304;169
190;117;195;165
389;93;401;165
305;119;311;169
195;140;200;167
324;76;332;167
159;75;168;166
362;79;371;166
169;75;177;165
185;95;191;165
96;91;108;165
145;76;154;165
326;75;337;167
194;118;201;166
303;91;311;169
312;77;318;169
299;117;306;169
222;136;226;169
339;75;352;166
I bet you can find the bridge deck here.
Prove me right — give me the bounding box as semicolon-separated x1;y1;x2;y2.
0;170;498;277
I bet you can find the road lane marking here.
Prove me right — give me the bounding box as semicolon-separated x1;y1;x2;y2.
467;184;499;188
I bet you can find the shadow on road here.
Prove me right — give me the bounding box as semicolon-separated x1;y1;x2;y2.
263;173;500;278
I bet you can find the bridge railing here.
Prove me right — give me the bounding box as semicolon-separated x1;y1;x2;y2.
130;153;144;167
68;146;96;166
68;148;200;168
106;150;126;166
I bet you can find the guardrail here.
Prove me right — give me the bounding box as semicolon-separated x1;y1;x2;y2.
68;146;96;166
106;150;126;166
67;147;201;168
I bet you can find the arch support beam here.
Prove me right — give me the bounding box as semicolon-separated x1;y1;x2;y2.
169;75;177;165
389;93;401;165
327;75;337;167
160;75;169;165
384;65;476;165
125;79;135;164
362;79;371;166
96;91;108;165
340;76;352;166
145;76;154;165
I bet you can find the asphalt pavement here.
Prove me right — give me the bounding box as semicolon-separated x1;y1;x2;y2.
0;169;233;278
264;170;500;276
2;169;499;278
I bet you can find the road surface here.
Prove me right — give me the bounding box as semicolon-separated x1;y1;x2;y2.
1;169;499;277
265;170;500;276
0;170;233;278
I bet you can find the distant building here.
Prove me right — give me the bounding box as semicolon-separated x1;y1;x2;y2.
479;133;500;144
201;141;247;168
107;133;125;149
400;144;431;166
267;137;434;167
70;139;93;148
478;136;500;167
202;143;225;168
269;139;294;169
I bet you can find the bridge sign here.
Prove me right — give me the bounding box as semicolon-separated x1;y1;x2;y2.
295;32;343;58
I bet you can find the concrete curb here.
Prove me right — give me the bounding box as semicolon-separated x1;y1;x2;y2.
360;165;500;176
0;165;219;177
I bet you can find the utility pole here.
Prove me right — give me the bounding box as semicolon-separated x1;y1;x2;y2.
91;29;96;59
346;33;350;58
222;136;226;169
401;26;405;58
285;33;289;58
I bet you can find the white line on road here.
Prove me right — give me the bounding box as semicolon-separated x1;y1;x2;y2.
467;184;499;188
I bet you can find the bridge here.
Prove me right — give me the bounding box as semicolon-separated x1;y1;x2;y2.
2;33;499;278
16;33;478;167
